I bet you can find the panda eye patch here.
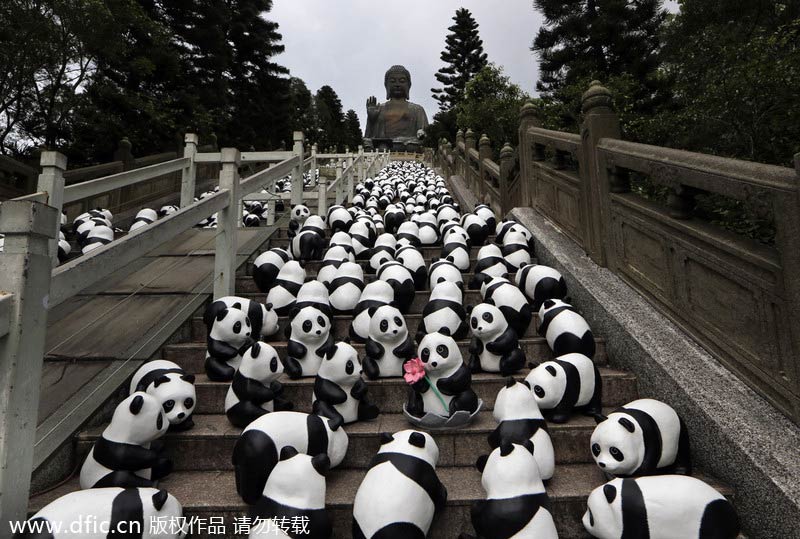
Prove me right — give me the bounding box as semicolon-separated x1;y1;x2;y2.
270;358;279;372
471;317;478;329
482;312;493;323
394;316;403;326
534;385;545;398
610;447;624;461
421;348;430;362
302;320;313;333
233;321;242;334
346;360;354;375
436;344;449;358
380;320;389;332
184;398;194;409
163;400;175;412
591;443;601;457
317;316;326;327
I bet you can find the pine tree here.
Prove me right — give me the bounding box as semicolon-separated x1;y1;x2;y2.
314;85;345;151
343;109;362;150
289;77;316;147
431;8;488;112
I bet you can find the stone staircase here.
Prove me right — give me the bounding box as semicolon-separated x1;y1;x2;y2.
30;206;732;538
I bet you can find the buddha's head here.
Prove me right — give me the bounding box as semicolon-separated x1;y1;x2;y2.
385;65;411;100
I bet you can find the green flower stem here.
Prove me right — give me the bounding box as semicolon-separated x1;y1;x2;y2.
425;375;449;415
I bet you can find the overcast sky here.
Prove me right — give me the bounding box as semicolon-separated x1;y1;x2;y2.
270;0;679;132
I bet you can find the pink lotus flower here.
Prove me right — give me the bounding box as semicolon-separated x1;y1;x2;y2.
404;357;426;384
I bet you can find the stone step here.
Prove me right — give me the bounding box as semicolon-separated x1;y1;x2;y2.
189;367;632;415
28;465;731;539
163;337;609;375
239;255;490;277
74;409;620;472
234;275;516;295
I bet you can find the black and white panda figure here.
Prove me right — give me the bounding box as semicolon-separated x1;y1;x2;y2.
21;487;186;539
313;342;380;425
252;248;292;293
461;212;490;247
284;305;334;379
441;227;471;272
243;212;261;227
57;231;71;263
591;398;692;477
233;411;348;504
396;221;421;248
328;262;365;315
515;263;567;311
204;296;277;340
288;204;311;238
384;204;406;234
316;245;353;286
376;261;416;314
82;225;114;254
525;352;602;423
129;208;157;232
266;261;306;316
538;299;595;358
469;244;510;290
129;360;196;432
488;378;554;480
225;342;293;428
474;203;497;231
290;217;326;262
470;442;558;539
417;281;468;343
80;392;171;489
406;331;481;420
328;231;356;258
436;204;460;226
248;448;332;539
350;219;375;259
364;305;416;379
294;281;333;321
368;232;396;273
350;281;395;344
417;212;440;245
396;245;428;291
429;259;464;290
583;476;740;539
468;303;526;376
327;204;353;233
158;204;180;218
204;307;253;382
352;430;447;539
501;230;532;271
495;219;530;245
481;276;533;338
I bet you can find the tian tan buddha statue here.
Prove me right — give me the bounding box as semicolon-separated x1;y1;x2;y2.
364;65;429;151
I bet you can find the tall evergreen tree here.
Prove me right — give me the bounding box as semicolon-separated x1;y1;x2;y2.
314;85;345;151
343;109;362;150
289;77;316;146
431;8;488;112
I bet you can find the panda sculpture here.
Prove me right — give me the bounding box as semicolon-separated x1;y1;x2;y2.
538;299;595;358
82;225;114;254
441;226;471;272
316;245;353;287
290;217;326;261
481;276;533;338
406;331;481;419
80;392;171;489
461;213;490;247
20;487;186;539
488;378;554;480
248;448;332;539
417;212;440;245
328;262;365;315
225;342;293;428
328;231;356;258
396;221;421;248
468;303;526;376
243;212;260;227
363;305;416;379
326;204;353;233
350;219;375;259
470;441;558;539
515;264;567;311
469;244;510;290
417;281;468;343
376;261;416;314
57;231;71;263
312;342;380;425
429;259;463;290
252;248;292;293
266;261;306;317
368;233;396;273
384;204;406;234
474;204;497;231
396;245;428;290
352;430;447;539
293;280;333;321
288;204;311;237
129;208;157;232
204;296;278;340
350;281;395;344
129;360;196;431
591;398;692;477
204;307;253;382
233;411;348;504
495;220;532;248
583;476;740;539
501;230;533;271
284;305;334;379
525;352;602;423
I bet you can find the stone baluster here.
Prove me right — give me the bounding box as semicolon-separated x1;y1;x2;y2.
500;142;516;216
291;131;304;206
214;148;240;299
36;151;66;267
180;133;199;208
478;134;492;203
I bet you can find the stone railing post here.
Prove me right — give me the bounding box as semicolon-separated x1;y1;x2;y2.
519;101;541;207
778;154;800;411
313;144;327;216
455;129;465;177
335;160;344;205
580;81;621;267
478;134;492;203
0;200;58;528
113;137;135;171
358;145;365;183
346;153;355;202
36;151;66;267
291;131;305;206
465;129;477;191
499;142;515;216
180;133;198;207
214;148;240;299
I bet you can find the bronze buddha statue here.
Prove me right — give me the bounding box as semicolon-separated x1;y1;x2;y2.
364;65;429;151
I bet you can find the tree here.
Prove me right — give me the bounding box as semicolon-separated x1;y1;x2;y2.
289;77;316;146
343;109;363;151
431;8;488;112
314;85;345;151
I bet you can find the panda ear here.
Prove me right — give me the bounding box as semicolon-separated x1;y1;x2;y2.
505;377;516;388
325;344;338;360
618;417;636;433
232;302;242;310
465;304;473;315
265;303;273;311
129;395;144;415
368;306;378;317
289;307;301;319
250;342;261;356
181;374;195;384
380;432;394;445
279;446;299;461
500;443;514;457
521;439;535;455
593;413;608;424
152;489;169;511
153;375;171;388
216;309;229;322
437;327;451;337
545;365;558;377
542;300;556;309
603;484;617;504
312;454;331;477
484;298;495;307
475;454;489;473
408;432;426;448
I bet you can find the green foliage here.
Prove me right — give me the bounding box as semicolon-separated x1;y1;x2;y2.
343;110;363;152
431;8;488;112
314;85;346;152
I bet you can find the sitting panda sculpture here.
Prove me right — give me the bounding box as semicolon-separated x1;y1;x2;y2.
515;263;567;310
20;487;186;539
284;305;334;379
232;411;348;504
417;281;469;343
469;244;510;290
525;352;602;423
129;360;196;431
376;261;416;315
538;299;595;359
80;392;171;489
288;204;311;238
252;248;292;293
583;476;740;539
468;303;526;376
429;258;463;290
328;262;365;315
363;305;416;379
470;442;558;539
204;306;253;382
225;342;293;428
480;276;533;338
591;398;692;477
204;296;278;341
327;204;353;234
396;245;428;290
266;261;306;317
352;430;447;539
350;281;395;344
291;216;326;262
313;342;380;425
